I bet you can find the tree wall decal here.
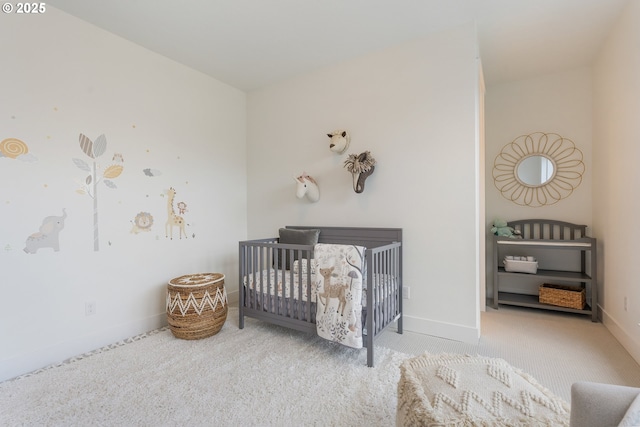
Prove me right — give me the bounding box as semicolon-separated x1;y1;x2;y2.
73;133;123;251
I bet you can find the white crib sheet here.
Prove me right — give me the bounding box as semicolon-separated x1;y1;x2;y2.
243;269;397;307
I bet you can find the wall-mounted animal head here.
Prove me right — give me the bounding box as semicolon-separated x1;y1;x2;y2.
293;172;320;203
327;130;350;154
344;151;376;194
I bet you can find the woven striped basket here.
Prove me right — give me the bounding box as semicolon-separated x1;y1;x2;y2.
166;273;227;340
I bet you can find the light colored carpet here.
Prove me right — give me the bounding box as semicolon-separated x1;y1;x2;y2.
2;306;639;426
0;308;411;426
376;305;640;402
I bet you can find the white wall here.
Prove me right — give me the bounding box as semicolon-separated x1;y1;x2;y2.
0;8;247;381
592;0;640;363
485;68;594;297
247;23;483;342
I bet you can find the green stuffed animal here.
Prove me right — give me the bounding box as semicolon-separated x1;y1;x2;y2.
491;219;522;238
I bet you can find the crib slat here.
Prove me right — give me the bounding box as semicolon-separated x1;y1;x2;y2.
296;249;302;320
292;249;299;319
252;245;258;310
375;251;382;335
385;248;391;327
273;245;278;314
279;249;284;316
306;255;312;322
262;246;268;312
389;249;395;325
376;252;385;335
366;247;375;368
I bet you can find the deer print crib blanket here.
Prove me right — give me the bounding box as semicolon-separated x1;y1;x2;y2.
314;243;365;349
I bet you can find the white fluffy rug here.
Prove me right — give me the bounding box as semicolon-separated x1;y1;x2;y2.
0;308;411;426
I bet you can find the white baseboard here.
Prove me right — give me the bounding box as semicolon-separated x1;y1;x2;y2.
226;289;239;305
601;307;640;365
402;314;480;343
0;313;167;383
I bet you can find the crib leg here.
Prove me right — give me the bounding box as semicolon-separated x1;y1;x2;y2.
366;328;375;367
397;314;403;334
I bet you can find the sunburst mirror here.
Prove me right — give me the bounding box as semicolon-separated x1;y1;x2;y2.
492;132;585;207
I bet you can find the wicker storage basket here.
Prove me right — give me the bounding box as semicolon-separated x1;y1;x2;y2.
539;283;585;310
166;273;227;340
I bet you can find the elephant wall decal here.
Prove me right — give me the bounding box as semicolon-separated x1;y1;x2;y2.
24;209;67;254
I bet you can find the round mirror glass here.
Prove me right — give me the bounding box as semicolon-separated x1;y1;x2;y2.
517;155;554;186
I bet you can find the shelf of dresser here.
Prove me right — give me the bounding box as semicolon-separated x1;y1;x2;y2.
496;292;594;316
497;267;592;283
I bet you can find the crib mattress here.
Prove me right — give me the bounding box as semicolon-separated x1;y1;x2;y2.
243;269;397;307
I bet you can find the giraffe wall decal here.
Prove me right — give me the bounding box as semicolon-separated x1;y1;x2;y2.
165;187;186;240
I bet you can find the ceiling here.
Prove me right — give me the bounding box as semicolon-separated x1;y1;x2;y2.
47;0;628;91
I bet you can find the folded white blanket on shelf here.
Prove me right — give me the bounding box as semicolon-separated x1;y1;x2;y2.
313;243;365;349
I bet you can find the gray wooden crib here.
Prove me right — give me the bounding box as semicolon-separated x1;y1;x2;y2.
239;226;403;367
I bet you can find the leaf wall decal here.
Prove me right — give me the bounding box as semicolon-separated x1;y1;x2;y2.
93;134;107;157
104;180;117;189
73;158;91;171
78;134;94;158
103;164;123;179
85;175;92;185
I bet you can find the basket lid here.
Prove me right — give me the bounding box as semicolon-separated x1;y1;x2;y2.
168;273;224;287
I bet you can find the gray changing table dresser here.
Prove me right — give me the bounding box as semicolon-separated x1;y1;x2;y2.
492;219;598;322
